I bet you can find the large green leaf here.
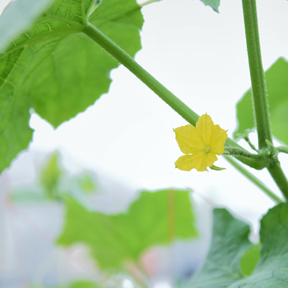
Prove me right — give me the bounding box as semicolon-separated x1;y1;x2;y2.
234;57;288;145
57;189;197;270
182;204;288;287
0;0;54;51
0;0;143;173
200;0;221;12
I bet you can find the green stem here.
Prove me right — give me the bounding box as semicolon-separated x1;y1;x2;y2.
242;0;288;200
276;146;288;154
140;0;161;7
84;24;264;170
268;163;288;200
242;0;272;149
225;157;283;204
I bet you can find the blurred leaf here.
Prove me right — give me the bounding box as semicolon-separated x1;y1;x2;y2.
234;57;288;145
57;189;198;270
33;280;101;288
79;173;97;194
200;0;221;12
69;282;101;288
240;242;260;276
182;204;288;287
0;0;144;174
0;0;54;51
40;152;62;199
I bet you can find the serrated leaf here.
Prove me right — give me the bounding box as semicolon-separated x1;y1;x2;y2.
0;0;54;51
200;0;221;12
57;189;198;270
234;57;288;145
0;0;144;174
182;204;288;288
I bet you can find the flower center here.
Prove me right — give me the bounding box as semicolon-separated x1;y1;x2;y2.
205;145;211;154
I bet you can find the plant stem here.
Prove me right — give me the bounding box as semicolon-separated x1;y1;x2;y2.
241;0;272;149
268;163;288;201
225;157;282;203
242;0;288;200
84;24;264;170
140;0;161;7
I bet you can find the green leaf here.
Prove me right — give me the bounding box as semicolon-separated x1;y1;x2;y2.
0;0;54;51
234;57;288;146
40;152;62;199
57;189;197;270
69;282;101;288
200;0;221;12
240;242;260;276
182;208;253;288
0;0;144;174
182;204;288;287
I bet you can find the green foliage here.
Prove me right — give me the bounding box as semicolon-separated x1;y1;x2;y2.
57;189;198;270
0;0;54;51
40;152;62;199
0;0;144;174
183;204;288;287
182;208;253;287
234;57;288;146
69;282;101;288
240;242;260;276
200;0;221;12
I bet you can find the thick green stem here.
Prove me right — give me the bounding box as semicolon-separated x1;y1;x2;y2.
84;24;264;170
242;0;272;149
268;163;288;200
84;24;199;125
225;157;282;204
242;0;288;200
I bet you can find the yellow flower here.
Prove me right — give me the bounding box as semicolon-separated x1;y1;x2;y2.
174;114;228;172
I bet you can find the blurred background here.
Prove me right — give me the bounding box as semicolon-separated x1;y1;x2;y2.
1;0;288;287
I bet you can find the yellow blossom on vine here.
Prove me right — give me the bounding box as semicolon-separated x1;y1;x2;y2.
174;114;228;172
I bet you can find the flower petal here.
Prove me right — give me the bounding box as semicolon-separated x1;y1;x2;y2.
196;114;213;145
210;124;228;155
175;151;217;172
174;125;204;154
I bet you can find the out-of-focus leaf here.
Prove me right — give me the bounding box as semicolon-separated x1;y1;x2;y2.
200;0;221;12
0;0;144;173
234;57;288;145
40;152;62;199
182;204;288;287
32;280;101;288
79;173;97;194
0;0;54;51
57;189;197;270
69;282;101;288
240;242;260;276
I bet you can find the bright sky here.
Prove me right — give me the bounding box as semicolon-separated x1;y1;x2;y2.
2;0;288;231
